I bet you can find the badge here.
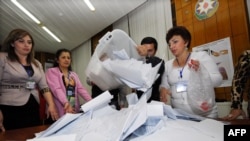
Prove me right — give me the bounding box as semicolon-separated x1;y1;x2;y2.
25;80;36;89
67;85;75;96
175;81;188;93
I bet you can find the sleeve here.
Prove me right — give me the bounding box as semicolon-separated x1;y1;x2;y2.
0;53;7;81
160;61;170;89
36;61;50;90
197;51;223;87
72;72;92;101
231;50;250;109
46;68;68;105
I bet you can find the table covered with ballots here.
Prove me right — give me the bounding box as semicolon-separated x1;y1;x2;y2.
28;29;226;141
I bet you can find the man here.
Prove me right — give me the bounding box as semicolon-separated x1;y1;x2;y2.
136;37;165;102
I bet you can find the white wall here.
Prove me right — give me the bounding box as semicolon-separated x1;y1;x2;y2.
71;40;92;96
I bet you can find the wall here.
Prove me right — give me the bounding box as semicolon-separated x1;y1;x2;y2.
173;0;250;101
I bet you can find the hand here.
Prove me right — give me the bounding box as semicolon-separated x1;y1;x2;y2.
222;109;247;120
64;102;76;114
0;110;5;132
188;59;200;71
160;88;171;104
47;104;59;121
136;45;148;56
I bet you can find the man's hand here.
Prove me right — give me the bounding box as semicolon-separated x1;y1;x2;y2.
137;45;148;56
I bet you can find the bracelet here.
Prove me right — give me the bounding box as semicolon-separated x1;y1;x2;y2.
41;87;50;94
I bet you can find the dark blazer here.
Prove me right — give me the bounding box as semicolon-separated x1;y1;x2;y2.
137;56;165;102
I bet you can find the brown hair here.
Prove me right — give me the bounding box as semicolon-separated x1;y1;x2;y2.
2;29;38;67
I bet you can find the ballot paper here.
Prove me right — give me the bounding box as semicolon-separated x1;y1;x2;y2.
35;113;82;138
130;118;224;141
103;58;162;91
81;90;113;113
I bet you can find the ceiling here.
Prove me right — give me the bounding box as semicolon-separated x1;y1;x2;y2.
0;0;147;53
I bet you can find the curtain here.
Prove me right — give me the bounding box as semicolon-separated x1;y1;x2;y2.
128;0;173;61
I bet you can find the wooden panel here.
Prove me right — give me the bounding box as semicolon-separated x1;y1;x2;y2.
215;87;226;93
192;0;200;23
181;0;191;8
232;34;250;63
215;93;227;101
218;0;229;11
176;9;183;25
174;0;182;10
216;9;232;39
184;24;195;49
182;4;192;26
215;87;227;101
229;2;248;36
204;16;218;42
193;21;206;46
224;87;232;101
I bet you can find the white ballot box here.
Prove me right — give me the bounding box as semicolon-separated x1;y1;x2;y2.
85;29;142;91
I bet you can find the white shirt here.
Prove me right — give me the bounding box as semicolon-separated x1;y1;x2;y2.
160;51;223;118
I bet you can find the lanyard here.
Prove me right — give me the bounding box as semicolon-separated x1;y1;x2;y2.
176;53;191;78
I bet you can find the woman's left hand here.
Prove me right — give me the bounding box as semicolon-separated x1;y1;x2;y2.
47;104;59;121
222;109;247;120
188;59;200;71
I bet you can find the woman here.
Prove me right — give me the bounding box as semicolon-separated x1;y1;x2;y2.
160;26;222;118
224;50;250;120
0;29;59;130
46;49;92;117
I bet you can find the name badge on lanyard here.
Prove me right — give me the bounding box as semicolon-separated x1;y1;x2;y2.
26;80;36;89
67;85;75;108
175;81;188;93
67;85;75;97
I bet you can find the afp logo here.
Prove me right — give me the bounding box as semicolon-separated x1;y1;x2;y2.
224;125;249;141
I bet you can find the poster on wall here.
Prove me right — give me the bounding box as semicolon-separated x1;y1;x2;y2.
192;37;234;87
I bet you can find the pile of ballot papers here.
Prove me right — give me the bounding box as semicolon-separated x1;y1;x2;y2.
28;91;226;141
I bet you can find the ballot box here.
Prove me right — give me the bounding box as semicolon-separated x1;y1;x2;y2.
85;29;142;91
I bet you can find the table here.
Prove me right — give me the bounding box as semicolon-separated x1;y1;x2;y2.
0;119;249;141
0;124;50;141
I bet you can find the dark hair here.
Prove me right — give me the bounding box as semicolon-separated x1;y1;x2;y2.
53;48;72;71
2;29;38;67
166;26;191;49
140;36;158;52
